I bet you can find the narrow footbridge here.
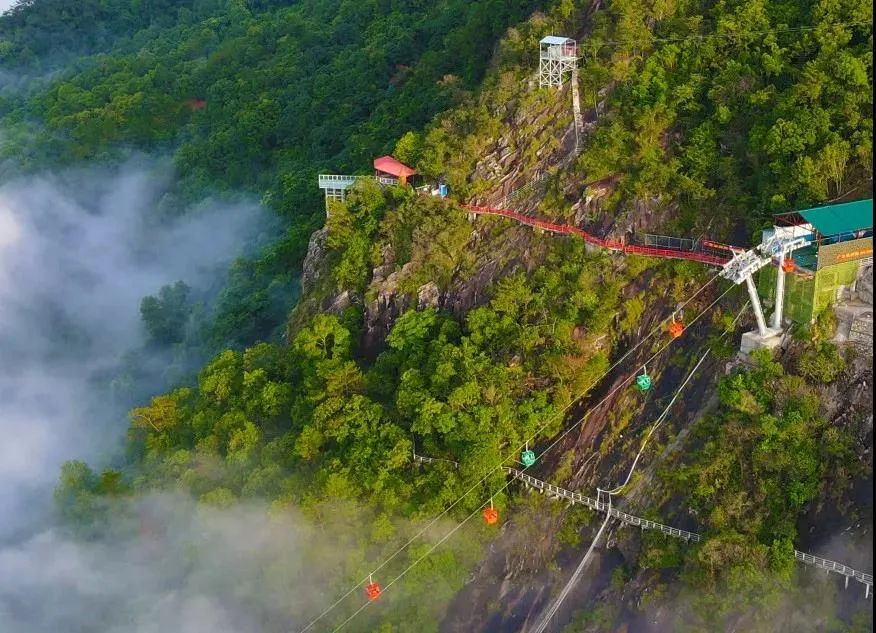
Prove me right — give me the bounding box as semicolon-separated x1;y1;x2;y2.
413;454;873;597
462;204;734;266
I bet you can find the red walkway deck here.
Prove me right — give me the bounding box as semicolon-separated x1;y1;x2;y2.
462;204;734;266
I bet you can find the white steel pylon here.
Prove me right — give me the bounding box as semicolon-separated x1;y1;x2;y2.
719;234;807;337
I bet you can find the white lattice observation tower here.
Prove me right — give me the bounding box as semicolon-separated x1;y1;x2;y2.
539;36;577;88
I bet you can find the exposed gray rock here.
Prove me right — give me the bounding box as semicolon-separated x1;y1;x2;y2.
362;264;414;354
326;290;351;314
300;226;328;296
856;264;873;305
417;281;441;310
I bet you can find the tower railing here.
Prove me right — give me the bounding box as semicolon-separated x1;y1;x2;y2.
317;174;363;187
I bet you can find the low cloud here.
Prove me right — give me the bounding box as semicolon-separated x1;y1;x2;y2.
0;159;266;543
0;493;340;633
0;158;374;633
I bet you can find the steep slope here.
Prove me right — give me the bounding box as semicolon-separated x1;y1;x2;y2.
6;0;872;632
282;0;873;630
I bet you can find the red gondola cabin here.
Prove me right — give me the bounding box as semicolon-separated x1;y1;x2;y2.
365;581;382;601
482;506;499;525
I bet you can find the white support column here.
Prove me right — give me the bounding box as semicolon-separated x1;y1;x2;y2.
773;252;786;329
745;274;769;337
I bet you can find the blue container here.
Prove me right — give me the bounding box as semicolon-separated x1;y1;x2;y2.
438;184;448;198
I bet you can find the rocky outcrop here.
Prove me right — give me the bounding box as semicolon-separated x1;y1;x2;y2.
468;87;576;209
300;226;329;296
287;226;360;339
417;281;441;310
362;264;413;354
572;174;621;226
372;242;396;283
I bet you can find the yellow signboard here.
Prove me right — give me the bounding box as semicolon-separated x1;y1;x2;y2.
817;237;873;269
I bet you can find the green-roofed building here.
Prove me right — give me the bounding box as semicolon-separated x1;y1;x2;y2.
759;199;873;324
798;198;872;237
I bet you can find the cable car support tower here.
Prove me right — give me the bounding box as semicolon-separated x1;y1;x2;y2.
718;233;807;352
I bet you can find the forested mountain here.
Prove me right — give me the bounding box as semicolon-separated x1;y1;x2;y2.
0;0;872;632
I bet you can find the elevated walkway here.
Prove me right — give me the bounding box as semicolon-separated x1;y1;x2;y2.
462;204;734;266
317;174;369;214
317;174;362;189
413;454;873;597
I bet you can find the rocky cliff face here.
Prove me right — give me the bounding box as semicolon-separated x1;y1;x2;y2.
468;85;577;209
287;225;357;337
362;261;414;352
359;215;553;354
299;226;329;297
439;294;732;632
438;318;874;633
290;95;871;633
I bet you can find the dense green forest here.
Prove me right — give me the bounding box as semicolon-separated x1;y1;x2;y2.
1;0;549;354
2;0;872;630
406;0;872;228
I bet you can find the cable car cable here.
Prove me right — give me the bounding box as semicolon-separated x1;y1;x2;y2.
527;301;747;633
329;475;523;632
527;283;736;470
319;284;740;633
603;300;749;498
528;511;614;633
602;349;711;497
297;273;728;633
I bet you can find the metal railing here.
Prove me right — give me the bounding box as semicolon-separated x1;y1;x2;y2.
499;172;548;208
502;466;700;542
795;551;873;598
413;455;698;541
462;204;732;266
412;454;873;596
642;233;696;252
317;174;363;188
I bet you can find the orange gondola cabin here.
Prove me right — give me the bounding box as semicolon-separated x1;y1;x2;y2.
365;580;382;601
668;320;685;339
482;506;499;525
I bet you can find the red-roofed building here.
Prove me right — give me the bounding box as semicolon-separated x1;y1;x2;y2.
373;155;417;186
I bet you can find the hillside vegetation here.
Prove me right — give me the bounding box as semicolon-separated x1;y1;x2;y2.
1;0;871;631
